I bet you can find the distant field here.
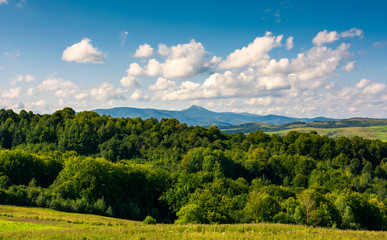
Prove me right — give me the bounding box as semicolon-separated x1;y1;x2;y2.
265;125;387;142
0;205;386;239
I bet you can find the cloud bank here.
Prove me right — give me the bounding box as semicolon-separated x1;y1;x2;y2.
3;28;386;118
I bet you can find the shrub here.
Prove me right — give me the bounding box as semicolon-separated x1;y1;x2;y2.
143;216;157;225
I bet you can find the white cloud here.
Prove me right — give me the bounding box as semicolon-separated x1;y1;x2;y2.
337;79;387;114
1;87;22;99
125;39;210;79
356;79;370;89
157;43;170;56
148;40;351;102
24;100;47;110
127;63;145;75
218;32;283;69
362;83;386;95
290;43;350;82
313;28;364;46
342;60;355;72
27;87;35;97
341;28;364;39
114;29;387;118
324;82;335;90
0;0;7;5
62;38;106;63
286;37;294;50
90;82;128;100
120;75;141;88
245;97;273;106
10;74;36;85
133;43;154;58
313;30;339;46
29;76;88;99
130;90;149;101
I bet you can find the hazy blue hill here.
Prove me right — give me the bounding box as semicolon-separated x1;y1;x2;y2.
93;105;337;126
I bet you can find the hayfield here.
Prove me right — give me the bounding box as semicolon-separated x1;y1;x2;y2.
0;205;385;240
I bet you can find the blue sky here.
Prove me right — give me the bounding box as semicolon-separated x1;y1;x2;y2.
0;0;386;118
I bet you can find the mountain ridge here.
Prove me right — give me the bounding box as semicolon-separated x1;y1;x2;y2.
93;105;338;126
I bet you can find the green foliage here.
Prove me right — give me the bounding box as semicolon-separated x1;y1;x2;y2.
244;192;280;222
0;108;386;230
143;215;157;224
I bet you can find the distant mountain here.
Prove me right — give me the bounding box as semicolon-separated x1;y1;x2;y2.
93;105;337;126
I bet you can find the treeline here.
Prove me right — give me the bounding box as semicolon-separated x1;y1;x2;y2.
0;108;386;230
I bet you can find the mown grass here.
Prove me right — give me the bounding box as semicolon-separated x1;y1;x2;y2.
370;125;387;142
266;125;387;142
0;205;386;239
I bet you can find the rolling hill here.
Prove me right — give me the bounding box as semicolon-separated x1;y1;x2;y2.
219;118;387;141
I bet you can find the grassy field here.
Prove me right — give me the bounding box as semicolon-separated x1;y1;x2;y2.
266;125;387;142
0;205;386;239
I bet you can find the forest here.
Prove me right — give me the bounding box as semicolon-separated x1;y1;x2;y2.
0;107;386;230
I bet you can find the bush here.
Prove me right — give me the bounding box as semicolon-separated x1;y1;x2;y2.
143;216;157;225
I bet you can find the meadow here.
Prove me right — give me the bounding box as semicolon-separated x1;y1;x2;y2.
0;205;386;240
266;125;387;142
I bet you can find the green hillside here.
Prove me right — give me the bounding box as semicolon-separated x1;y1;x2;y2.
220;119;387;141
0;205;385;240
266;125;387;142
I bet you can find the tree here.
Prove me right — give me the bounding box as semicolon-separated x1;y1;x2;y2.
244;192;280;222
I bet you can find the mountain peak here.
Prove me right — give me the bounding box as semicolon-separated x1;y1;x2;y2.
186;105;207;111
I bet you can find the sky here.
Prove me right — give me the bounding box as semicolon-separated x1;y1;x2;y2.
0;0;386;118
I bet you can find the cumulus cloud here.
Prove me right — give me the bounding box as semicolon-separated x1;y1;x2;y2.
218;32;283;69
10;74;36;85
90;82;128;100
0;0;7;5
125;39;210;79
1;87;22;99
126;63;144;75
148;41;351;101
313;28;363;46
28;76;88;99
341;28;364;39
24;100;47;111
245;96;274;106
313;30;340;46
120;75;141;88
206;77;387;118
133;43;154;58
130;90;149;101
342;60;355;72
117;29;386;118
286;37;294;50
339;79;386;103
62;38;106;63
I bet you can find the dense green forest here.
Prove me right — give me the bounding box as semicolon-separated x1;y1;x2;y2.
0;108;386;230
